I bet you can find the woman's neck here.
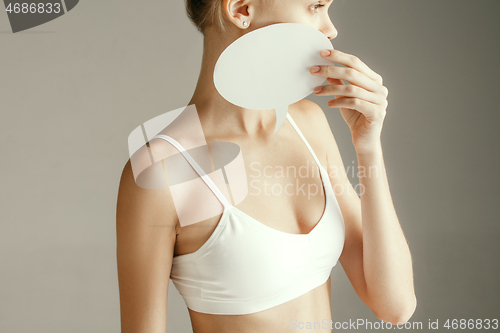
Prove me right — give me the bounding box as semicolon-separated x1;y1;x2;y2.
187;32;277;137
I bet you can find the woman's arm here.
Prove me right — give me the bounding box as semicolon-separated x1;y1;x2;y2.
354;144;416;324
308;48;416;324
299;100;416;325
116;159;177;333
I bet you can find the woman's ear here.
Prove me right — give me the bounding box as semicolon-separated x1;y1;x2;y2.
223;0;252;29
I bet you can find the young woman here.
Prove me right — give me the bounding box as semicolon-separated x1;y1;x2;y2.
116;0;416;332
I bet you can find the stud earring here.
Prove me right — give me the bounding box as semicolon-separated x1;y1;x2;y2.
242;21;248;28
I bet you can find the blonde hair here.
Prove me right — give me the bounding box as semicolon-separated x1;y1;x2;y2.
185;0;276;35
185;0;231;35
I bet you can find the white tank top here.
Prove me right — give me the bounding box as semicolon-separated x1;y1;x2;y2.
153;112;345;315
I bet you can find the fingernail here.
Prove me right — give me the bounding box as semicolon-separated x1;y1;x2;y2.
321;49;331;57
311;66;321;73
314;86;323;93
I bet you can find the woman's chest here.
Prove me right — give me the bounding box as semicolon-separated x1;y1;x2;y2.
174;134;329;256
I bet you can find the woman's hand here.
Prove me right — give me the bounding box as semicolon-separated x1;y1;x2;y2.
310;49;389;155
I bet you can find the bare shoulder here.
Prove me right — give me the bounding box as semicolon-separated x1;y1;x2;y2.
289;99;334;140
290;99;328;123
116;156;178;255
116;156;178;332
288;99;343;167
117;147;179;233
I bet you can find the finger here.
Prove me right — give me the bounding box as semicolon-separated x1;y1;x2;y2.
315;84;385;105
311;65;381;93
327;77;343;85
327;97;384;122
320;49;383;84
325;78;349;99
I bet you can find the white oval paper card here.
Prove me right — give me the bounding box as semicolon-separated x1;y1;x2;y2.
214;22;334;134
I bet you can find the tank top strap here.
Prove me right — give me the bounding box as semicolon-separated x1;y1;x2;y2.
152;134;231;210
286;113;323;170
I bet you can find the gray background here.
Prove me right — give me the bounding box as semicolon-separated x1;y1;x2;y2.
1;0;499;332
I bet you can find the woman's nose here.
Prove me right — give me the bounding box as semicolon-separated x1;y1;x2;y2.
323;21;338;40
